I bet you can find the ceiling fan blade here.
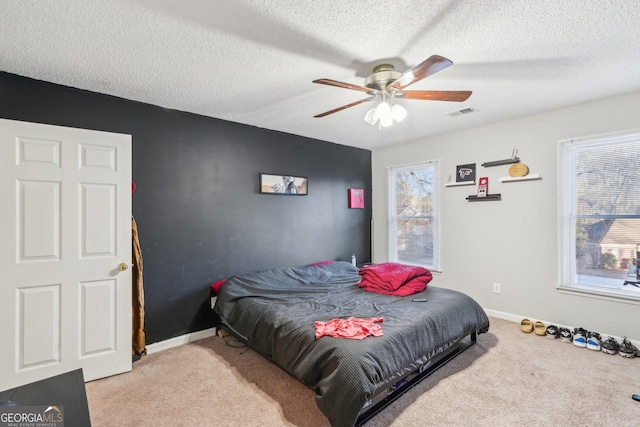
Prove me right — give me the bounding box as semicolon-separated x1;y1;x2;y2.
313;97;373;118
401;90;472;102
387;55;453;91
313;78;378;94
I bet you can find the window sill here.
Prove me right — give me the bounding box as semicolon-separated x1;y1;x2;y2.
556;283;640;305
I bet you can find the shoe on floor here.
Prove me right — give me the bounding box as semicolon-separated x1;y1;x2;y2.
573;327;588;347
619;337;640;358
520;318;534;333
559;327;573;343
602;337;621;355
534;321;546;336
586;331;602;351
546;324;559;339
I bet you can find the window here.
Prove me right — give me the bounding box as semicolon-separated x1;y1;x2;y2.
559;130;640;299
387;161;438;270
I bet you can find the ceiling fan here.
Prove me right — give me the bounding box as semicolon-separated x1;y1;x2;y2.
312;55;471;127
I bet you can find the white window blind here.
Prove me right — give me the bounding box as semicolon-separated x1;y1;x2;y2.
559;130;640;299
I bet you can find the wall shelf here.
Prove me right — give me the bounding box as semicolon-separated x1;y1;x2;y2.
481;158;520;167
466;194;501;201
499;174;541;183
445;181;476;187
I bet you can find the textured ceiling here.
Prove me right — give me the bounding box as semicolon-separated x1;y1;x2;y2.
2;0;640;150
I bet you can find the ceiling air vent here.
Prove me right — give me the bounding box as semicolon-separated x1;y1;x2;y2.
447;106;477;117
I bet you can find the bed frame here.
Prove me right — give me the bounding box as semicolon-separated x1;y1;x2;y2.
212;299;478;426
354;331;477;426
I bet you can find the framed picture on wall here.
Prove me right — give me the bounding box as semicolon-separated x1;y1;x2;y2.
260;173;308;195
348;188;364;208
456;163;476;182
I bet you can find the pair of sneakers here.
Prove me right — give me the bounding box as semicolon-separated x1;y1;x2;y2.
552;325;573;342
602;336;640;358
550;326;601;350
602;337;621;355
572;327;602;351
545;324;561;340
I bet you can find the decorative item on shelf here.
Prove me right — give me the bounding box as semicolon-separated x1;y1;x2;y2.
456;163;476;183
467;177;499;201
445;163;477;187
348;188;364;208
500;151;541;182
508;162;529;177
477;177;489;197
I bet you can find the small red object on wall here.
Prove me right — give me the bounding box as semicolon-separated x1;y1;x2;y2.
349;188;364;208
477;177;488;197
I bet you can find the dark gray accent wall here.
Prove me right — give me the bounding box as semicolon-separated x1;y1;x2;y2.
0;72;372;344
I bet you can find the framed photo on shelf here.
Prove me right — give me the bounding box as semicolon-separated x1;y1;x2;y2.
456;163;476;183
477;177;489;197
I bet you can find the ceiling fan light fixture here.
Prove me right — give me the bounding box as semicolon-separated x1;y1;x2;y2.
364;101;406;127
379;113;394;128
376;101;391;118
313;55;470;127
376;101;394;127
364;107;378;125
391;104;407;122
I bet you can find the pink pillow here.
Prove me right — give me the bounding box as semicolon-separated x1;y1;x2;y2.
210;279;226;294
309;260;335;266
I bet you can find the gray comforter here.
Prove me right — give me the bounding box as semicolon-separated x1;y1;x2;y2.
214;261;489;427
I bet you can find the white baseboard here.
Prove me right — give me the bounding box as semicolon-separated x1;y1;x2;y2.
146;327;218;355
482;309;524;324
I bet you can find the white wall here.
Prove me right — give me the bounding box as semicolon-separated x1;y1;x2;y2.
372;91;640;341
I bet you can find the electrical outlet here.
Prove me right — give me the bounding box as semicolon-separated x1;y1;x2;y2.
493;283;501;294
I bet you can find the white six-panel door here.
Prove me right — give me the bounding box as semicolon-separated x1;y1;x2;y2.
0;118;132;390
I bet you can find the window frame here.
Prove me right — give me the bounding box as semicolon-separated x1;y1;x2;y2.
558;129;640;302
387;160;440;271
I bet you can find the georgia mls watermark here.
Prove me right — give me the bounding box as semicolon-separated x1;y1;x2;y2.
0;405;64;427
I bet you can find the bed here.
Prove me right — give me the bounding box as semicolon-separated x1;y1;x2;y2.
212;261;490;427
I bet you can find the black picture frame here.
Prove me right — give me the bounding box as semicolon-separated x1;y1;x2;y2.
260;173;308;195
456;163;476;182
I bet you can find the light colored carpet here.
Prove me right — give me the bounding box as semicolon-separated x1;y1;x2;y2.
85;317;640;426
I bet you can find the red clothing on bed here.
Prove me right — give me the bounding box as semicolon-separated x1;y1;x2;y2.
315;317;384;340
358;262;432;296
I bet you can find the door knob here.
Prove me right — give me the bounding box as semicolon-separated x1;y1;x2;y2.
118;262;129;271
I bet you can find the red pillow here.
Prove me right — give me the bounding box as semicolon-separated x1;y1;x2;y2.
210;279;226;294
309;260;335;266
